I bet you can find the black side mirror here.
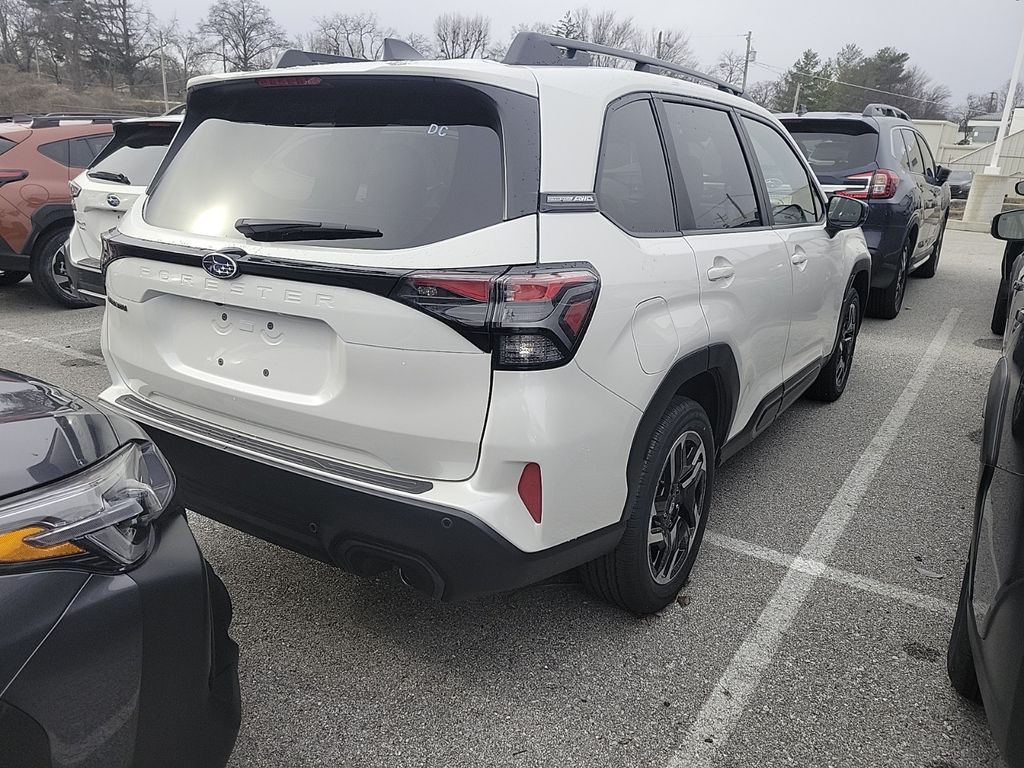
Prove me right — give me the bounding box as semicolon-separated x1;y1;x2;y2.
826;195;869;236
1016;179;1024;197
935;166;951;185
992;209;1024;241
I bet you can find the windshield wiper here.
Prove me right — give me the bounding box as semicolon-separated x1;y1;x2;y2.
234;218;383;242
87;170;131;185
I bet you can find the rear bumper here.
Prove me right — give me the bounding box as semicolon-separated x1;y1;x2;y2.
64;254;106;305
146;426;624;601
0;235;28;272
0;512;240;768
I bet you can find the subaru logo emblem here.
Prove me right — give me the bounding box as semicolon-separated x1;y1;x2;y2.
106;194;120;207
202;252;239;280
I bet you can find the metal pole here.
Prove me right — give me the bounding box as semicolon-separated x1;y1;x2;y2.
222;40;227;73
987;14;1024;174
158;31;169;112
741;31;752;91
656;30;663;59
792;81;802;113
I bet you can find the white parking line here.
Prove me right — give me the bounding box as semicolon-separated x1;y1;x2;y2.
705;531;956;618
0;329;105;364
668;307;961;768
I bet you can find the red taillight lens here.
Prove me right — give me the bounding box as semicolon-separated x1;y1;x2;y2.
518;463;542;524
393;264;600;370
255;75;322;87
838;169;899;201
0;169;27;186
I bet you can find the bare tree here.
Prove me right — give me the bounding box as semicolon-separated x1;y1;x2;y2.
311;12;393;60
201;0;287;71
159;19;210;94
433;12;490;59
94;0;159;92
744;79;777;109
715;49;746;86
487;21;549;61
0;0;40;71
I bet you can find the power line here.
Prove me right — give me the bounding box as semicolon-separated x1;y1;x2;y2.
749;60;946;105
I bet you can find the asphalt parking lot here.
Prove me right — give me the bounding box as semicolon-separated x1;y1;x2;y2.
0;228;1009;768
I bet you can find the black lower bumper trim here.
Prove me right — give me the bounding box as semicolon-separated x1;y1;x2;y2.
64;258;106;305
147;427;624;601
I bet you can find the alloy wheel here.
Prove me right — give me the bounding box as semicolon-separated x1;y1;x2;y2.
834;296;859;389
894;244;910;309
648;430;707;585
50;245;77;301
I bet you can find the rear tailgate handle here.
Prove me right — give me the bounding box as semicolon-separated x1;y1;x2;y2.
707;265;735;282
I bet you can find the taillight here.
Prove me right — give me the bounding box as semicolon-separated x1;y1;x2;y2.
69;180;81;198
838;169;899;200
0;169;27;187
393;263;600;370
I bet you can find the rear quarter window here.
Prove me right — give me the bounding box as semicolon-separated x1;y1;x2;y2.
0;137;16;156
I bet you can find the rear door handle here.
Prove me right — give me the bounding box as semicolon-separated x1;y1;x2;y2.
707;265;735;282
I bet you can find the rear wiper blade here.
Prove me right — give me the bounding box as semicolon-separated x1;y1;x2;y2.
87;170;131;185
234;218;383;242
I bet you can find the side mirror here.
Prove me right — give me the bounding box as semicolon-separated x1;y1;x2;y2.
1016;179;1024;197
935;166;951;185
992;209;1024;241
826;195;869;236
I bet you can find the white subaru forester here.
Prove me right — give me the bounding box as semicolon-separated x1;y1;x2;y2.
99;34;871;614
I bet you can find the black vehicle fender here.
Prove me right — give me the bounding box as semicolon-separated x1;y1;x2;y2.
625;344;739;498
22;203;73;256
829;257;872;357
982;357;1010;468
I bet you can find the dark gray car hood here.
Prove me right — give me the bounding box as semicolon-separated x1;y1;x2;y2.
0;369;138;500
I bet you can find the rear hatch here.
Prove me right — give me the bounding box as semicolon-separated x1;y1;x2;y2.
72;120;179;265
782;118;879;195
104;72;548;482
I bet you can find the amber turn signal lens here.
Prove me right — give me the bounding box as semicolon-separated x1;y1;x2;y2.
0;526;85;563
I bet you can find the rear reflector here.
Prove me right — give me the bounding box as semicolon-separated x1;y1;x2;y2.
0;169;27;186
518;463;542;524
255;75;322;88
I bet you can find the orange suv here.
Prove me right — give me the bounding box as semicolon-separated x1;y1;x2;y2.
0;116;115;307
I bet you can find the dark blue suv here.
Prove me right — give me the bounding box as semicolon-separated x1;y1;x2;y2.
782;104;951;319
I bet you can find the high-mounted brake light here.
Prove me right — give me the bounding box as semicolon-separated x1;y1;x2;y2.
255;75;322;88
393;264;600;371
838;169;899;200
0;169;27;186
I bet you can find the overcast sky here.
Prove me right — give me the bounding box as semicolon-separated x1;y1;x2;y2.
165;0;1024;103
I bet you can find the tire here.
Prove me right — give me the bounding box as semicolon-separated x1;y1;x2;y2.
806;285;861;402
581;398;714;614
866;237;912;320
0;269;28;286
948;563;982;703
992;277;1010;336
915;218;946;279
29;228;91;309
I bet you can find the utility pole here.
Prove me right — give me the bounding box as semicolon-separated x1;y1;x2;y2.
158;31;169;112
988;14;1024;174
222;40;227;73
656;30;663;59
741;31;753;91
792;81;802;113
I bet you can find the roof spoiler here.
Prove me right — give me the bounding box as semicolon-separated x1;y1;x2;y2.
862;103;910;121
274;49;366;68
502;33;743;96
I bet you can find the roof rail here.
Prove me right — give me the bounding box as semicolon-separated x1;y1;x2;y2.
862;103;910;121
275;49;365;68
26;115;121;128
503;33;743;96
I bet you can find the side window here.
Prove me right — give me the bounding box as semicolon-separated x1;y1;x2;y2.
596;99;676;234
86;134;112;157
741;116;824;225
914;132;937;181
38;140;70;167
899;129;924;175
69;137;100;169
660;102;760;230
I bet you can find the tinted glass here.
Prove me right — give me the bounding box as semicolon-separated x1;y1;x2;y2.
596;99;676;234
661;102;760;230
914;132;936;178
146;80;510;250
69;137;99;169
899;129;924;174
0;137;16;156
90;124;176;185
948;170;973;184
742;117;822;225
786;123;879;176
86;135;111;155
38;140;69;167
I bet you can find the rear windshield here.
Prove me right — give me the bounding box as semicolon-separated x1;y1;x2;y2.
90;123;177;186
0;137;17;156
145;77;534;250
784;122;879;176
